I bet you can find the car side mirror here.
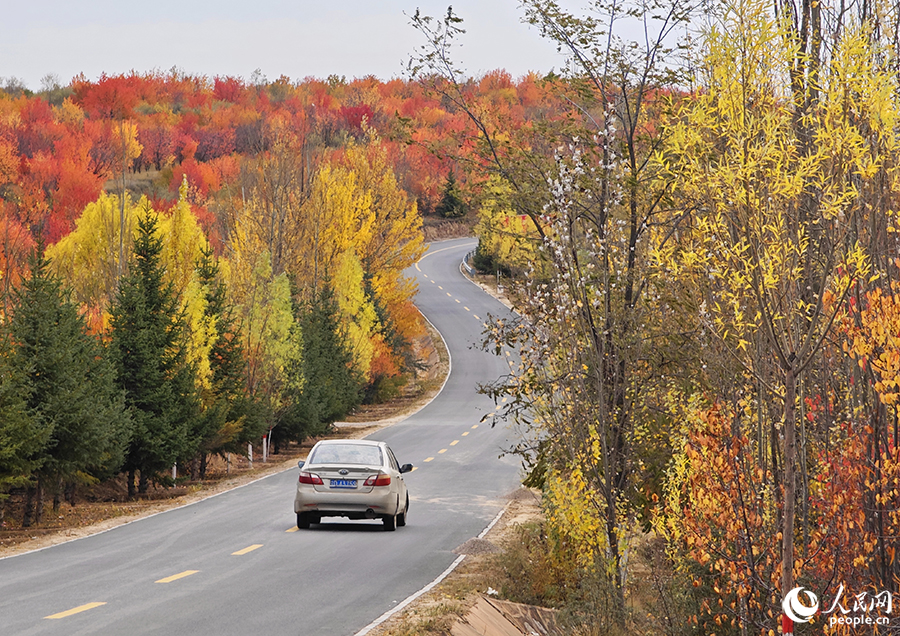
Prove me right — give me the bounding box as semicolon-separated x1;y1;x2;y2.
400;463;413;474
297;460;305;469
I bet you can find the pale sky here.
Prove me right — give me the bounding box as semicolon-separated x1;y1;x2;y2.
1;1;579;90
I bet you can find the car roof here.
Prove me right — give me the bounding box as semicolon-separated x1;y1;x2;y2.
312;439;384;447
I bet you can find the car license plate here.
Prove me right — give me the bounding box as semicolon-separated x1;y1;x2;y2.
330;479;357;489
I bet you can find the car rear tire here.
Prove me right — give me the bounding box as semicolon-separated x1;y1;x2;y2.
383;513;397;531
297;513;311;529
397;495;408;527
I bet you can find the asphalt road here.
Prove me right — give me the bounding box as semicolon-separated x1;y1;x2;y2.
0;238;523;636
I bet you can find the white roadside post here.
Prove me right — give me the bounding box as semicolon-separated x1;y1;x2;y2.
248;443;253;468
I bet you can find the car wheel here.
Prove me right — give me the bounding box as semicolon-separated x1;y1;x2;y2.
383;513;397;531
297;513;311;529
397;494;408;527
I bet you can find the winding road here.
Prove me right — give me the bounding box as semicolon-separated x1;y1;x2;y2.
0;238;523;636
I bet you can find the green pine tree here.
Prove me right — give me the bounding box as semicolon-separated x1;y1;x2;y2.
191;245;263;477
275;287;361;448
10;248;130;524
435;171;466;219
110;213;200;497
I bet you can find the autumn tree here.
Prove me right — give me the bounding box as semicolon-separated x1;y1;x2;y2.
47;191;141;332
220;125;313;278
473;176;538;276
299;139;425;383
223;245;300;437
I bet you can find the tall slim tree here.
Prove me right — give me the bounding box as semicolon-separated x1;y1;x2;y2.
189;244;263;477
434;171;466;218
109;213;199;497
275;287;362;448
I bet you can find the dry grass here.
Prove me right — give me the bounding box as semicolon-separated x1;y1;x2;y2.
422;217;474;242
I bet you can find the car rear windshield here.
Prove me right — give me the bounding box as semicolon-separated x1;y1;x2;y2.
309;444;383;466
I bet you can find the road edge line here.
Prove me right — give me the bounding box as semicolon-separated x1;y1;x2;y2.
352;506;507;636
457;254;521;319
358;244;457;437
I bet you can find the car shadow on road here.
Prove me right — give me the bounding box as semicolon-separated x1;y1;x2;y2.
301;521;391;532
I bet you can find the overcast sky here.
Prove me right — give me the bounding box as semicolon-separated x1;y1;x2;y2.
1;1;580;90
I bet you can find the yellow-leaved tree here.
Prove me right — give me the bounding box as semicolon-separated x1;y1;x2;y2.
474;176;538;275
331;249;380;381
47;191;143;332
223;219;301;428
158;178;215;390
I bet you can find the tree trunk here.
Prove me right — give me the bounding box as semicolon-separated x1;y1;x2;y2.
138;471;149;494
127;469;136;499
22;486;35;528
782;367;798;598
53;477;62;513
35;479;44;524
200;453;208;479
65;481;76;507
191;456;200;481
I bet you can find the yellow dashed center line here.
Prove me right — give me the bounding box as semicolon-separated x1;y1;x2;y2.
286;526;299;533
411;466;419;472
431;280;436;284
495;405;502;411
232;544;263;555
464;306;470;311
446;292;452;297
473;314;480;320
438;285;443;289
450;440;459;446
424;457;434;462
156;570;199;584
45;602;106;619
438;448;448;454
502;397;508;403
472;424;479;429
462;432;469;436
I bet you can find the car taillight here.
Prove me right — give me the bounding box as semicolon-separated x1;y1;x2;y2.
299;471;323;485
364;473;391;487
